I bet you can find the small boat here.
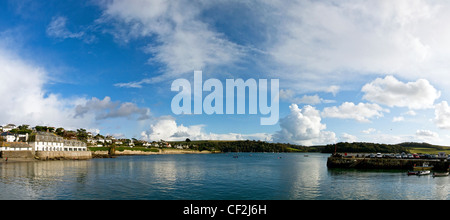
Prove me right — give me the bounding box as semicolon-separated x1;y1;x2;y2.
433;172;449;177
304;155;309;157
407;171;419;175
413;162;433;171
418;170;431;176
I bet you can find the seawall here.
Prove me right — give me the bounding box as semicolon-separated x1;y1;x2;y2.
327;156;450;170
35;151;92;160
1;150;35;159
91;149;213;157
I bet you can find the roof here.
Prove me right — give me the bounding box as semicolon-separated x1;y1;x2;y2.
35;131;59;137
1;132;15;136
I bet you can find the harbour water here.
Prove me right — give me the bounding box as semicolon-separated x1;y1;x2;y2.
1;153;449;200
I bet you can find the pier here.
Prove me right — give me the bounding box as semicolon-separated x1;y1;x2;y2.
327;155;450;171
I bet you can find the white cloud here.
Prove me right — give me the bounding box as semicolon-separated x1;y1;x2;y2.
416;129;439;138
46;16;95;43
340;133;357;143
0;46;88;128
140;116;272;142
279;89;334;105
0;44;150;133
322;102;389;123
100;0;244;79
260;0;450;94
74;96;150;121
405;110;417;116
273;104;336;146
434;101;450;130
362;75;440;109
362;128;377;134
415;129;440;143
392;116;405;122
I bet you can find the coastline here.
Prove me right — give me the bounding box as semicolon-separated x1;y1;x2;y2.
0;149;216;162
91;148;216;158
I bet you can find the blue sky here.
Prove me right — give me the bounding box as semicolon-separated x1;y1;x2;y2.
2;0;450;146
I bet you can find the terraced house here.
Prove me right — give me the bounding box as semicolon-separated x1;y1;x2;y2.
28;132;87;152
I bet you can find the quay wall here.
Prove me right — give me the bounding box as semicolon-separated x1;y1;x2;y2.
91;149;213;157
35;151;92;160
1;150;35;159
327;156;450;170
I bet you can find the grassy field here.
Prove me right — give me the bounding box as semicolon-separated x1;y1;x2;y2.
408;147;450;154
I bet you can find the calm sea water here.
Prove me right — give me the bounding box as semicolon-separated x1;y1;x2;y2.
1;153;449;200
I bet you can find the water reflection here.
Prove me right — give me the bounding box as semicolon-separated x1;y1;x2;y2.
1;154;450;199
0;160;90;199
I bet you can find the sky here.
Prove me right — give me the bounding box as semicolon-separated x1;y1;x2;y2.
2;0;450;146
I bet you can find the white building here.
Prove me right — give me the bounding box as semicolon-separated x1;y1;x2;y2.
64;139;87;151
2;124;16;132
28;132;87;152
0;143;32;151
1;132;16;142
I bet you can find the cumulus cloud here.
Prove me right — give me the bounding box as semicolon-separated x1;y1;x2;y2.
415;129;440;142
74;96;150;121
0;46;88;128
273;104;336;146
322;102;389;123
0;44;149;132
100;0;244;80
362;75;440;109
416;129;439;138
141;116;272;142
340;133;357;143
265;0;450;91
392;116;405;122
362;128;377;134
434;101;450;130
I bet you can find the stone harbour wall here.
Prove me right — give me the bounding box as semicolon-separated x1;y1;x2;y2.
327;156;450;170
35;151;92;160
1;150;35;159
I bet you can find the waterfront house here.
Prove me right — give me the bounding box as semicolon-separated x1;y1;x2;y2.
63;139;87;151
28;132;64;151
2;124;16;132
1;132;17;142
0;142;32;151
97;138;105;143
28;132;87;152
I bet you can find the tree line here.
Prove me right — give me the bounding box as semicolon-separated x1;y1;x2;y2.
169;140;422;153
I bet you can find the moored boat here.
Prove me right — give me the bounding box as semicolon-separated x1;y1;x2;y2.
433;172;449;177
418;170;431;176
413;162;433;171
407;171;419;175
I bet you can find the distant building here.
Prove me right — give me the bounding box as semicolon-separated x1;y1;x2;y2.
28;132;87;152
63;139;87;151
0;142;32;151
2;124;16;132
1;132;17;142
28;132;64;151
